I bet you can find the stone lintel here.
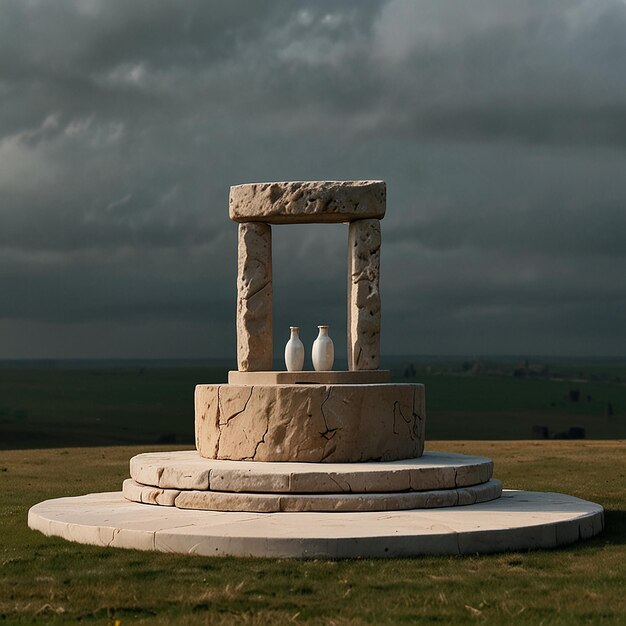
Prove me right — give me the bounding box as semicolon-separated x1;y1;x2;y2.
347;219;381;371
228;370;391;385
229;181;386;224
237;222;272;371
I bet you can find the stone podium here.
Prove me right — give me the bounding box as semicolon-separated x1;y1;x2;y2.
28;180;604;558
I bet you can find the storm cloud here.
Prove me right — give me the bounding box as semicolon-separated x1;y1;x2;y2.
1;0;625;358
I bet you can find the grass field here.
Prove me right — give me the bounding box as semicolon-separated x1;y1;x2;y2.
1;440;625;625
1;362;625;449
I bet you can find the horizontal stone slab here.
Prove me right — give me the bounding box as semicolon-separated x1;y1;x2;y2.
123;479;502;513
195;383;425;463
227;370;391;385
129;450;493;493
28;490;604;558
122;478;180;506
229;181;386;224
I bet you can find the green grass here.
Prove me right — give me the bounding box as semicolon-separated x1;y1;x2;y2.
2;365;625;449
1;441;625;625
0;366;228;448
396;371;626;439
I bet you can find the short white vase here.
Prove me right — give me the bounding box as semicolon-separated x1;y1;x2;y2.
312;325;334;371
284;326;305;371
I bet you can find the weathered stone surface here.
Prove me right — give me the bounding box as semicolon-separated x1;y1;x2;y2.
122;478;502;512
129;450;494;494
129;454;210;490
236;222;272;371
456;459;494;488
230;181;386;224
228;370;391;385
122;479;180;506
28;490;605;557
195;383;425;463
347;219;381;370
175;489;282;513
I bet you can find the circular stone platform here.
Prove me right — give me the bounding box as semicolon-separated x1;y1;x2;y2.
28;490;604;558
122;478;503;512
129;451;492;493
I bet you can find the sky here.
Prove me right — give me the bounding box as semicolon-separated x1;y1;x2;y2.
1;0;625;360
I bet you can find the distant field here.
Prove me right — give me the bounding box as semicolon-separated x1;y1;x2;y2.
0;366;227;448
1;441;624;625
1;360;625;448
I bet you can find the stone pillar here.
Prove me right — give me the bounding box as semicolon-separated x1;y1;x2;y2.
237;222;272;371
347;219;381;371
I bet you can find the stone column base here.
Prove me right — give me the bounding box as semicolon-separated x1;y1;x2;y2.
195;383;425;463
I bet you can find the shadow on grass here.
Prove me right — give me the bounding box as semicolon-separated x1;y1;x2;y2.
601;509;626;545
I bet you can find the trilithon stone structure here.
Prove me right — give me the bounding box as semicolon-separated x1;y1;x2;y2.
196;180;423;464
230;180;385;373
28;181;604;558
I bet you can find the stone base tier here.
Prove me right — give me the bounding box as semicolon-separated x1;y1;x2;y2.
195;383;425;463
129;451;493;493
122;478;502;512
28;490;604;558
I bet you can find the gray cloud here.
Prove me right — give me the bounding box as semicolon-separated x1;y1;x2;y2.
0;0;625;358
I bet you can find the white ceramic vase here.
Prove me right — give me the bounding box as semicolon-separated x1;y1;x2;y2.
284;326;305;371
312;325;334;371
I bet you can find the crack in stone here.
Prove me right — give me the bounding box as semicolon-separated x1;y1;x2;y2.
392;401;399;435
355;345;363;368
320;443;337;462
319;387;339;440
219;386;254;427
156;466;165;488
411;386;423;441
216;386;255;458
106;528;121;548
213;386;222;457
242;278;271;302
242;413;270;461
326;474;351;493
393;400;412;438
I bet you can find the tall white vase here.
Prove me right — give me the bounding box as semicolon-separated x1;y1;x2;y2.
284;326;305;371
312;325;334;371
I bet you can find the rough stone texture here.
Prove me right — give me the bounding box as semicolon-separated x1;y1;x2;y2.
129;450;494;494
228;370;391;385
194;383;425;463
237;222;272;371
123;478;502;513
28;490;605;558
130;454;211;491
347;219;381;370
229;181;386;224
122;479;180;506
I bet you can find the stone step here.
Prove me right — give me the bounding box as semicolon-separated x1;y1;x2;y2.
129;450;494;494
122;478;502;513
28;490;604;558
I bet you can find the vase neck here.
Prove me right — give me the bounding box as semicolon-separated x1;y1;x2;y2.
318;326;329;337
290;327;300;338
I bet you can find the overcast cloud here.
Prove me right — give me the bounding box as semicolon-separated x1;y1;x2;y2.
1;0;625;359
